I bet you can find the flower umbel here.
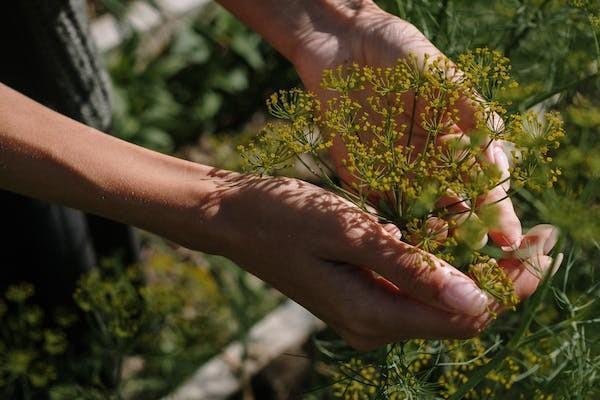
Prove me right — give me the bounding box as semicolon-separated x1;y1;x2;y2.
240;48;564;309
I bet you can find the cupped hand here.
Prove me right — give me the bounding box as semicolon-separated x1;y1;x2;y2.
292;2;522;249
197;171;559;350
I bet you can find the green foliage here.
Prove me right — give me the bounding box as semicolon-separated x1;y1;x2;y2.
107;3;296;153
0;283;72;399
0;251;239;399
375;0;599;109
537;93;600;250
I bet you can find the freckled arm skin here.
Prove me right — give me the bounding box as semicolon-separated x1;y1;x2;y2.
0;82;223;252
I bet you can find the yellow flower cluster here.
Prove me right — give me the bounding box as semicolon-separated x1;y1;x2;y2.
507;111;565;190
458;48;518;120
571;0;600;30
240;48;565;310
238;89;327;174
469;260;520;309
328;337;556;400
330;341;435;399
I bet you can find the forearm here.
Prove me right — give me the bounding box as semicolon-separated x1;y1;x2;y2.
216;0;378;63
0;82;223;252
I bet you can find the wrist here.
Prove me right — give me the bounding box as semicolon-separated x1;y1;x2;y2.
0;81;245;260
173;167;244;256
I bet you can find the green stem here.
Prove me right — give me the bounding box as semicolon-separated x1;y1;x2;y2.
517;72;599;111
431;0;449;44
406;92;418;155
384;97;404;222
401;91;420;218
503;0;551;57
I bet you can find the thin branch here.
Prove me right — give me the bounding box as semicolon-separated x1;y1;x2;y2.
517;72;599;111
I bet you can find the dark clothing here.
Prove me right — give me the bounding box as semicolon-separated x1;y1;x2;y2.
0;1;112;129
0;1;138;306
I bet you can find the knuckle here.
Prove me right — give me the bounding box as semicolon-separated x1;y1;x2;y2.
336;302;380;347
395;250;446;292
451;318;487;339
322;212;375;250
342;310;373;339
342;333;380;353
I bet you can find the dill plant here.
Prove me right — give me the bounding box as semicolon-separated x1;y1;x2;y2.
0;253;232;399
239;48;570;398
240;48;562;308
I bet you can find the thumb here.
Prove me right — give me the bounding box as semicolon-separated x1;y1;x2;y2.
332;222;490;317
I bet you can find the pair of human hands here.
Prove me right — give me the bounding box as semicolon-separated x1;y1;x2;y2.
207;3;560;351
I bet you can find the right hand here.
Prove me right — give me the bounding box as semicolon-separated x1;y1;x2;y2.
293;4;522;248
193;171;505;350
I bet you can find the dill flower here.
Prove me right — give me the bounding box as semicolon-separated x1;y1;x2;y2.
241;47;563;312
240;49;564;307
469;260;519;309
507;111;565;190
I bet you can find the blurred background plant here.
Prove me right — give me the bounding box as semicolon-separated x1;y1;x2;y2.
106;2;298;153
1;0;598;398
0;240;280;399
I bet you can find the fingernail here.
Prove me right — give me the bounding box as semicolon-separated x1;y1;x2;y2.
550;253;564;277
501;237;521;253
542;227;560;254
440;279;489;316
516;225;559;258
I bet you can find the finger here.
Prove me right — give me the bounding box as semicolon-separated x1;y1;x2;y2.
454;94;505;137
476;146;522;247
454;94;479;133
383;223;402;239
474;253;563;328
405;216;449;247
491;142;510;191
436;192;489;250
433;135;493;250
469;255;550;327
503;224;559;259
501;224;560;299
437;132;474;164
482;225;562;318
499;254;562;300
452;96;522;247
453;212;489;250
436;191;471;214
436;129;521;247
424;216;449;241
330;268;486;351
265;254;481;352
477;188;521;247
437;191;490;250
331;222;489;317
